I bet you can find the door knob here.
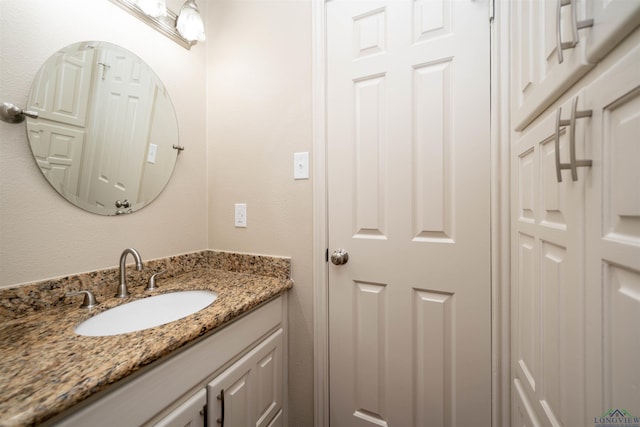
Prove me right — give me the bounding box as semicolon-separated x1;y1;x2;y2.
330;249;349;265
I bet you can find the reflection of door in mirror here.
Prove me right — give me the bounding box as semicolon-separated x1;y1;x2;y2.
26;45;94;199
26;41;180;216
80;46;155;213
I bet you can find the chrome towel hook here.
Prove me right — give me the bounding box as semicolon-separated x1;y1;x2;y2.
0;102;39;124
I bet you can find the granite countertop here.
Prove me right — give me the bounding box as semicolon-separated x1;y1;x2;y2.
0;252;292;427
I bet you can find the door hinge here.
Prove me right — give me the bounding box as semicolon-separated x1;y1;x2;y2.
489;0;495;22
325;248;329;263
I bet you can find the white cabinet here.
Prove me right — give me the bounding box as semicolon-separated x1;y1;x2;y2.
511;0;593;131
586;0;640;62
511;0;640;131
207;329;283;427
583;42;640;416
511;92;589;426
153;389;206;427
510;14;640;427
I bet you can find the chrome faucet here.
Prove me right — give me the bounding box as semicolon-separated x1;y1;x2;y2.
116;248;143;298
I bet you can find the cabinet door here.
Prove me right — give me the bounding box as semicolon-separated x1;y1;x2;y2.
511;0;593;130
209;364;254;427
586;0;640;62
584;39;640;418
253;331;283;427
207;329;283;427
511;94;589;425
153;389;206;427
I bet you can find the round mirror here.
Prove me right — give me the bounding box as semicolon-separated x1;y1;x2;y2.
25;41;179;215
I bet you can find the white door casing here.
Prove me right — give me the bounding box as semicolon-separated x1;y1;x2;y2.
327;1;491;425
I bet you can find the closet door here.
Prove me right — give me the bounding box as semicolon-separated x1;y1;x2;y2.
584;41;640;418
511;94;589;426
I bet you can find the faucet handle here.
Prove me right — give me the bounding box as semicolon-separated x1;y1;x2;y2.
66;290;99;309
146;270;167;291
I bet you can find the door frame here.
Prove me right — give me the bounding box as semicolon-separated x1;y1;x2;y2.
311;1;512;426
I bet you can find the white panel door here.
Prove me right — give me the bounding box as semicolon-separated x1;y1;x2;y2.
327;1;491;426
584;41;640;419
81;46;155;212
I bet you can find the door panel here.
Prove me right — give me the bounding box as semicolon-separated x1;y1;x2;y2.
511;95;587;426
28;46;94;127
26;120;85;198
584;42;640;418
327;1;491;425
207;329;283;427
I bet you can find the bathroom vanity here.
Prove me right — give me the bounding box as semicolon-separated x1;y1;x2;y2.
0;251;292;427
58;295;286;427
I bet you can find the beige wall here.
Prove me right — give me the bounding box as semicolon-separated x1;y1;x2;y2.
206;1;314;424
0;0;208;287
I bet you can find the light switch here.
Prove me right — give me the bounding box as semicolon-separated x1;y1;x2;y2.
294;152;309;180
234;203;247;227
147;143;158;164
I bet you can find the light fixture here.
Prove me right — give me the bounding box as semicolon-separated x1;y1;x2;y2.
135;0;167;18
176;0;206;42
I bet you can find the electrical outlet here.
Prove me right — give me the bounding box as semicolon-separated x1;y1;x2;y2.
234;203;247;227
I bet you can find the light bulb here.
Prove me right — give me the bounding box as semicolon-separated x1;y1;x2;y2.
176;0;206;42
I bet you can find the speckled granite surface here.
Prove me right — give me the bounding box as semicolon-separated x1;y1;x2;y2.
0;251;292;427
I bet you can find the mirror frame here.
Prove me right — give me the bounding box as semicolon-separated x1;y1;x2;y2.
108;0;194;50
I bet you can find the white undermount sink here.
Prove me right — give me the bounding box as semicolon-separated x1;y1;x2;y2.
74;290;218;336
